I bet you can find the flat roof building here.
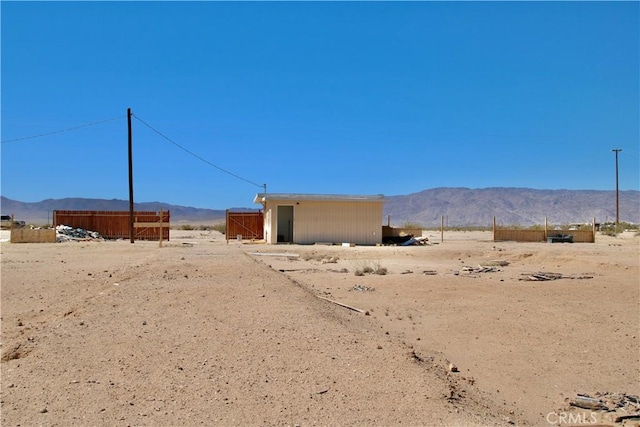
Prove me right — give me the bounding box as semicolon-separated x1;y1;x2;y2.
253;193;385;245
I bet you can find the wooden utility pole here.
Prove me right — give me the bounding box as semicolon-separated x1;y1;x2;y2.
612;149;622;233
128;108;135;243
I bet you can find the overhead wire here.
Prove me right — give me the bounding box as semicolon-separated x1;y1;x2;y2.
132;114;264;189
1;115;126;144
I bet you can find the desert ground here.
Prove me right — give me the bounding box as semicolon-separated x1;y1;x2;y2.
1;229;638;426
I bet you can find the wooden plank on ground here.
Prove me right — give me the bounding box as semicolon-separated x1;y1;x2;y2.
316;295;364;313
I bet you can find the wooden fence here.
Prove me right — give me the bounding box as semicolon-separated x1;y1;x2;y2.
10;228;56;243
493;217;595;243
53;210;170;241
226;210;263;242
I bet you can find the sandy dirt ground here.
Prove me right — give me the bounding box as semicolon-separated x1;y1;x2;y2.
1;229;638;426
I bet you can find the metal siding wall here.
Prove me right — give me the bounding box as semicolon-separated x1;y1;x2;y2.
265;208;273;244
294;201;382;245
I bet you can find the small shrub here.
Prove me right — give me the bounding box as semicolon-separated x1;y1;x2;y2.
352;260;387;276
212;222;226;234
375;266;388;275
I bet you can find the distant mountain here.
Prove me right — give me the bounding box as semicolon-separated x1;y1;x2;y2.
383;187;640;227
0;197;228;224
2;188;639;226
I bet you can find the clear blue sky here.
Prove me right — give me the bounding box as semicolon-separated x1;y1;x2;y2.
1;1;638;209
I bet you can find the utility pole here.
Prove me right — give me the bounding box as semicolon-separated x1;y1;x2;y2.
612;149;622;234
128;108;135;243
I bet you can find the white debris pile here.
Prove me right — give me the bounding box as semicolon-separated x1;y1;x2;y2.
56;225;103;242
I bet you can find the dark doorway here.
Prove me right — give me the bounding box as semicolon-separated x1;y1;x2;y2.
277;205;294;243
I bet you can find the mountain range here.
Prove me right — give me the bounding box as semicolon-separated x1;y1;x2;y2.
384;188;639;227
1;188;638;227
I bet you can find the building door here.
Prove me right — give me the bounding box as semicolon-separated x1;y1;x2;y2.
277;205;294;243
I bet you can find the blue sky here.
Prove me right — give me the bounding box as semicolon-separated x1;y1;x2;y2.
1;1;638;209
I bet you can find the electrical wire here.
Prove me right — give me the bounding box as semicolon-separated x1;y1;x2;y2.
1;115;126;144
132;114;264;189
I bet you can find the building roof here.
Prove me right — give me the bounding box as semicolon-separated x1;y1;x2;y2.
253;193;385;204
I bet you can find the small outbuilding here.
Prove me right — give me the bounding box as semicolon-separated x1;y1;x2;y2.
253;193;385;245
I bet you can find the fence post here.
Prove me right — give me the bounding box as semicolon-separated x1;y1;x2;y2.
544;217;548;242
493;216;496;241
440;215;444;243
159;208;163;248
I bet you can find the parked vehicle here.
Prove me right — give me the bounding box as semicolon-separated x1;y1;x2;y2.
1;215;26;229
0;215;12;229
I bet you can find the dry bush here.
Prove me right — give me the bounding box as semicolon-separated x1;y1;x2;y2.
353;260;387;276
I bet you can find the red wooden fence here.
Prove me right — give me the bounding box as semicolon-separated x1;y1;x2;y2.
53;210;170;241
226;210;263;242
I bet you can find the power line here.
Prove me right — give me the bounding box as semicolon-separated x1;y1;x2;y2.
132;114;264;189
1;115;126;144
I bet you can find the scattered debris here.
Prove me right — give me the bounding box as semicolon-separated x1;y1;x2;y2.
520;272;594;281
55;225;102;242
595;391;640;411
249;252;300;258
400;270;413;274
382;235;429;246
448;362;459;373
568;392;640;414
350;284;375;292
401;236;430;246
316;295;364;313
382;235;413;245
422;270;438;275
566;392;640;423
615;414;640;423
570;395;608;410
460;265;500;275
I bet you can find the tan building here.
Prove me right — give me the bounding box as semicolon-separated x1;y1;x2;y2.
253;193;385;245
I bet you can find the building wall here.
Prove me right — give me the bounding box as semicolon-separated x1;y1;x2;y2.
264;209;273;244
263;199;383;245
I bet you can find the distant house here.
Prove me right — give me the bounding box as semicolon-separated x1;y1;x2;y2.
253;193;385;245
